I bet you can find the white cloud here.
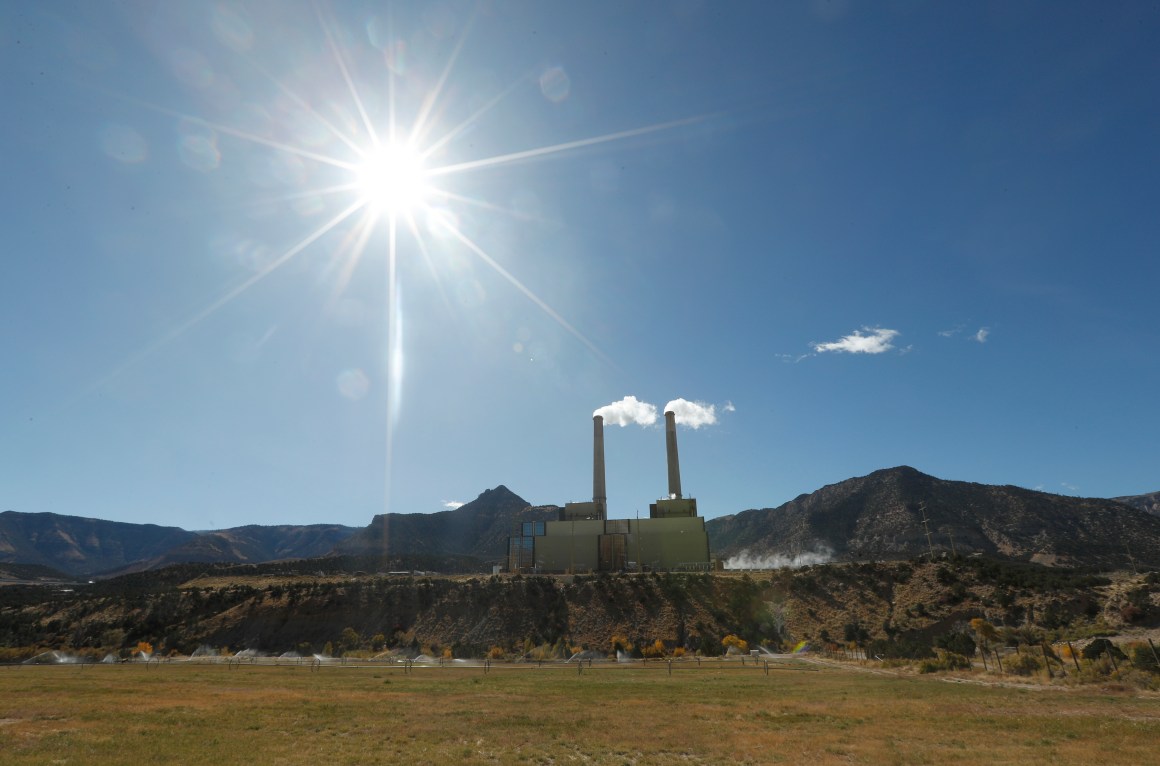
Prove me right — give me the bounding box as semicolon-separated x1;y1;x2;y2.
1061;482;1080;494
593;395;658;427
442;501;465;510
974;327;990;343
723;401;736;413
813;327;899;354
663;398;721;428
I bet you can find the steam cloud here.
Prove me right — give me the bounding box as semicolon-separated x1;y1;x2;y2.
593;395;658;427
594;395;732;429
664;398;721;429
724;546;834;570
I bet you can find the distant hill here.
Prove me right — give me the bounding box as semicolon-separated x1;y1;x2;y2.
1113;491;1160;517
0;511;358;578
102;524;359;576
0;511;197;577
706;466;1160;569
333;486;560;563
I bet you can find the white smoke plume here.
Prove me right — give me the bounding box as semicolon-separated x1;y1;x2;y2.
593;395;658;427
724;546;834;570
663;398;720;429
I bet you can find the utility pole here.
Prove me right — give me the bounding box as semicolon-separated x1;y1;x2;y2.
919;503;936;560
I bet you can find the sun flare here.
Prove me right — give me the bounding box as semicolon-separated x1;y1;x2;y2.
354;141;431;216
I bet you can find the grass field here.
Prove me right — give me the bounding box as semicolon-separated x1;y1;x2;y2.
1;660;1157;765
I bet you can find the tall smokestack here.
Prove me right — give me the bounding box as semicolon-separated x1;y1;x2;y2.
593;415;607;511
665;410;682;499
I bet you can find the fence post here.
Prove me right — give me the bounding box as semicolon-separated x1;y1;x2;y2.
1067;642;1081;672
1040;645;1052;679
994;651;1003;673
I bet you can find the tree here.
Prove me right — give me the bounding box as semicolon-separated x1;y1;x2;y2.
136;641;153;657
722;634;749;653
843;622;869;647
970;618;997;652
339;627;362;652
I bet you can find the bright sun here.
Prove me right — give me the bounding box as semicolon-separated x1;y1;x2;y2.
355;141;431;216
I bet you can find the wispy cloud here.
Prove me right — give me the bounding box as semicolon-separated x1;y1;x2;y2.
813;327;899;354
593;395;658;427
443;500;465;510
973;327;990;343
938;324;965;338
664;398;724;429
1061;482;1080;494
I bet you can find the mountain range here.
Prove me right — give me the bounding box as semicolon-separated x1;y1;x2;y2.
3;468;1158;577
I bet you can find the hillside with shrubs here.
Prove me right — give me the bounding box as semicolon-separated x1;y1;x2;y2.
2;555;1158;681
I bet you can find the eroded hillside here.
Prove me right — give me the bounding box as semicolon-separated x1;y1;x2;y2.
2;557;1157;661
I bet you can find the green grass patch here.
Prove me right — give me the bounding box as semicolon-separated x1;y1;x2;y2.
0;662;1157;764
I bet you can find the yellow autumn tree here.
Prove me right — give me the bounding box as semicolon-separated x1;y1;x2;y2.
642;639;666;658
970;618;997;649
722;634;749;653
136;641;153;656
610;635;633;654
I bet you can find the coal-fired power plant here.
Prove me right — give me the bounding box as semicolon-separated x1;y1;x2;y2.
508;409;713;573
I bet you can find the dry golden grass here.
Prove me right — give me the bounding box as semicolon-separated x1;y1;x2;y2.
1;660;1157;765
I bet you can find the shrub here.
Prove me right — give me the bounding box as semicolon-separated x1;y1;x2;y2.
1082;638;1126;662
918;650;971;674
1006;651;1043;676
610;635;633;654
935;630;976;657
1129;643;1159;672
722;634;749;653
642;639;666;659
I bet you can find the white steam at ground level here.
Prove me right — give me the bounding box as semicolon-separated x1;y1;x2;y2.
724;546;834;570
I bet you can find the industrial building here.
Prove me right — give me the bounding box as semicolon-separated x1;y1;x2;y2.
507;410;714;573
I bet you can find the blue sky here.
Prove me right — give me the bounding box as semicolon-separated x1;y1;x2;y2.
3;1;1157;530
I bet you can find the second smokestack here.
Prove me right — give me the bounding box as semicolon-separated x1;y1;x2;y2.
665;410;682;499
593;415;607;512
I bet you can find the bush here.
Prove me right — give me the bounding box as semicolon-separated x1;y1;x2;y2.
1128;643;1159;672
918;650;971;674
1006;651;1043;676
935;630;976;657
1082;638;1126;662
722;634;749;653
